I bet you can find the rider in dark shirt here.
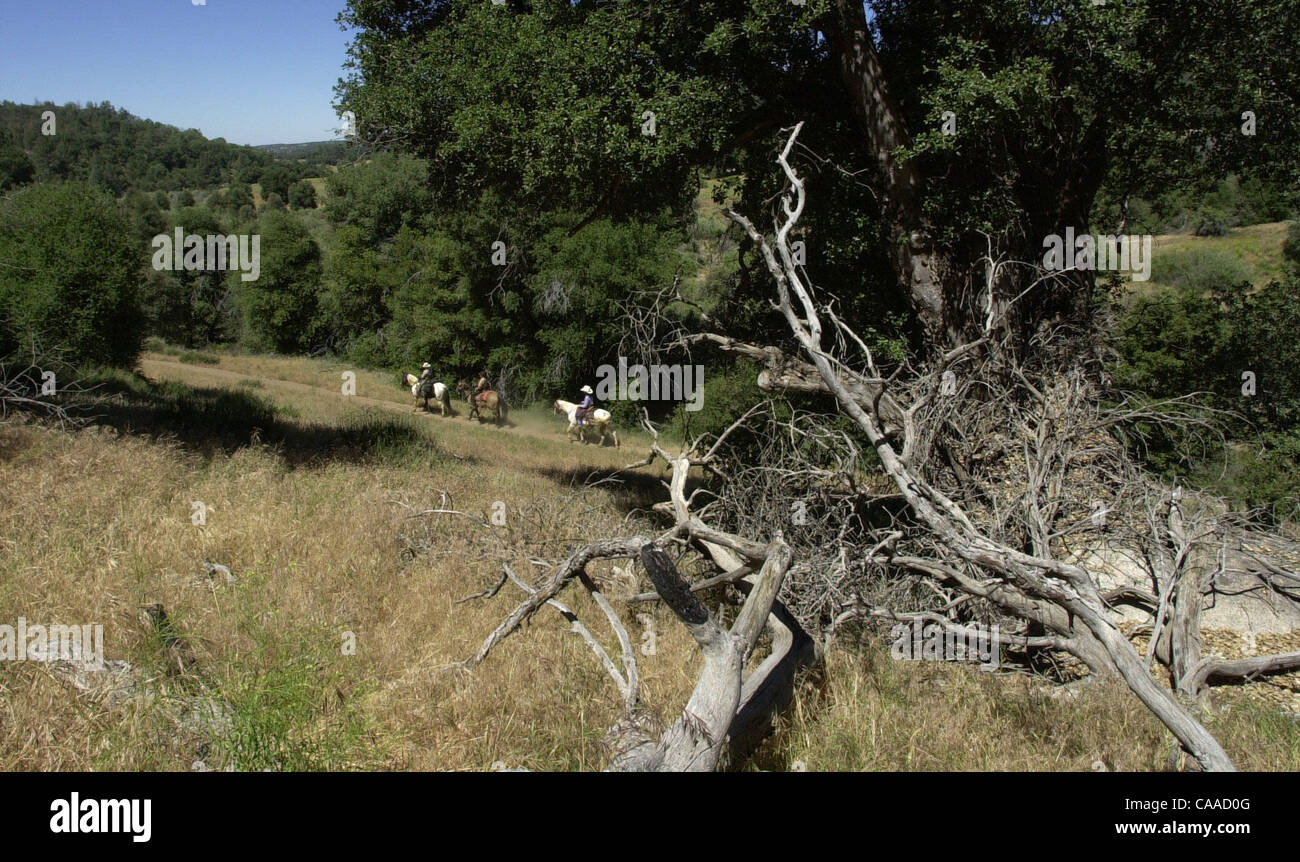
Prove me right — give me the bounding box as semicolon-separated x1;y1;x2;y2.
576;385;595;426
418;362;433;398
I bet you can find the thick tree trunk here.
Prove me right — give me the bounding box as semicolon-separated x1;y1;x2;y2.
823;1;1109;354
824;0;947;346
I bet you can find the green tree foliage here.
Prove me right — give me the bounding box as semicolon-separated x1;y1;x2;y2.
1116;276;1300;433
0;182;143;367
0;143;35;190
324;152;433;244
527;215;682;389
379;227;485;374
0;101;277;193
316;223;401;358
1100;174;1296;236
258;141;351;164
1114;275;1300;514
139;205;240;347
236;210;323;353
258;163;300;203
288;179;318;210
230;153;263;185
226;182;255;213
337;0;1299;355
124;189;167;244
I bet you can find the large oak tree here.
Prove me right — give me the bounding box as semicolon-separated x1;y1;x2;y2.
337;0;1298;356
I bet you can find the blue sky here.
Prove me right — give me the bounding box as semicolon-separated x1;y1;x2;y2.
0;0;354;145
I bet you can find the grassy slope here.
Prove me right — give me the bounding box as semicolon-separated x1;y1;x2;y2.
1133;221;1290;293
2;352;1296;770
1;189;1295;773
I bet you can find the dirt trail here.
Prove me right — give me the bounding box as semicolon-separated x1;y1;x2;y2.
137;357;620;453
143;357;428;416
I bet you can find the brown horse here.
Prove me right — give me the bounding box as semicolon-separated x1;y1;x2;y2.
457;379;509;425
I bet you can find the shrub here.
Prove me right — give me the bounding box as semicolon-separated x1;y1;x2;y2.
1113;274;1300;517
1150;247;1252;293
288;179;318;210
0;182;143;367
1283;221;1300;272
1191;206;1232;237
666;359;767;444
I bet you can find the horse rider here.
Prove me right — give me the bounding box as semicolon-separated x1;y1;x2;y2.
575;385;595;426
473;368;490;406
418;362;434;398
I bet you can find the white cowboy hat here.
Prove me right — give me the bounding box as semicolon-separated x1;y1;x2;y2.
421;362;431;369
580;385;593;395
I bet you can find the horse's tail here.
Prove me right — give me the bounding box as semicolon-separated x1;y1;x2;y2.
440;388;452;414
499;397;509;424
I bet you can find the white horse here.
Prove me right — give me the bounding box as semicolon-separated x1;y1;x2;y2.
554;399;618;447
402;373;453;415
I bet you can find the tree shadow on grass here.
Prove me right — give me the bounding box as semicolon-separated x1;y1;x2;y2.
67;368;455;468
536;465;702;517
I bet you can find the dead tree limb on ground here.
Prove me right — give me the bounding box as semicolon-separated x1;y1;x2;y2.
685;122;1300;772
429;124;1300;773
428;413;818;771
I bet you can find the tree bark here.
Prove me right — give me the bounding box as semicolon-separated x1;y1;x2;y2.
824;0;947;346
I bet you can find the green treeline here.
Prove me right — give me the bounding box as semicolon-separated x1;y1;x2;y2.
0;102;339;201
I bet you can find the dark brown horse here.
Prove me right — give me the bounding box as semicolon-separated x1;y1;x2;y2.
457;379;508;425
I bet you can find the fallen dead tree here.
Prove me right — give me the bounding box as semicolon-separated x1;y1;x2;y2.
436;123;1300;772
422;421;818;772
679;123;1300;772
0;342;84;427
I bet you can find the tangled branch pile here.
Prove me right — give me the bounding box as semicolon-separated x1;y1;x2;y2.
430;125;1300;772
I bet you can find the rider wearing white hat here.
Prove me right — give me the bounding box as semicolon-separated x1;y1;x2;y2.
418;362;433;397
576;385;595;426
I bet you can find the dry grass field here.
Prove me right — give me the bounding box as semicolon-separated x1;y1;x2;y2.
2;351;1297;771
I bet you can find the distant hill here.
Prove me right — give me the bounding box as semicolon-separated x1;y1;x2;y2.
256;140;351;165
0;101;278;194
0;102;352;196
